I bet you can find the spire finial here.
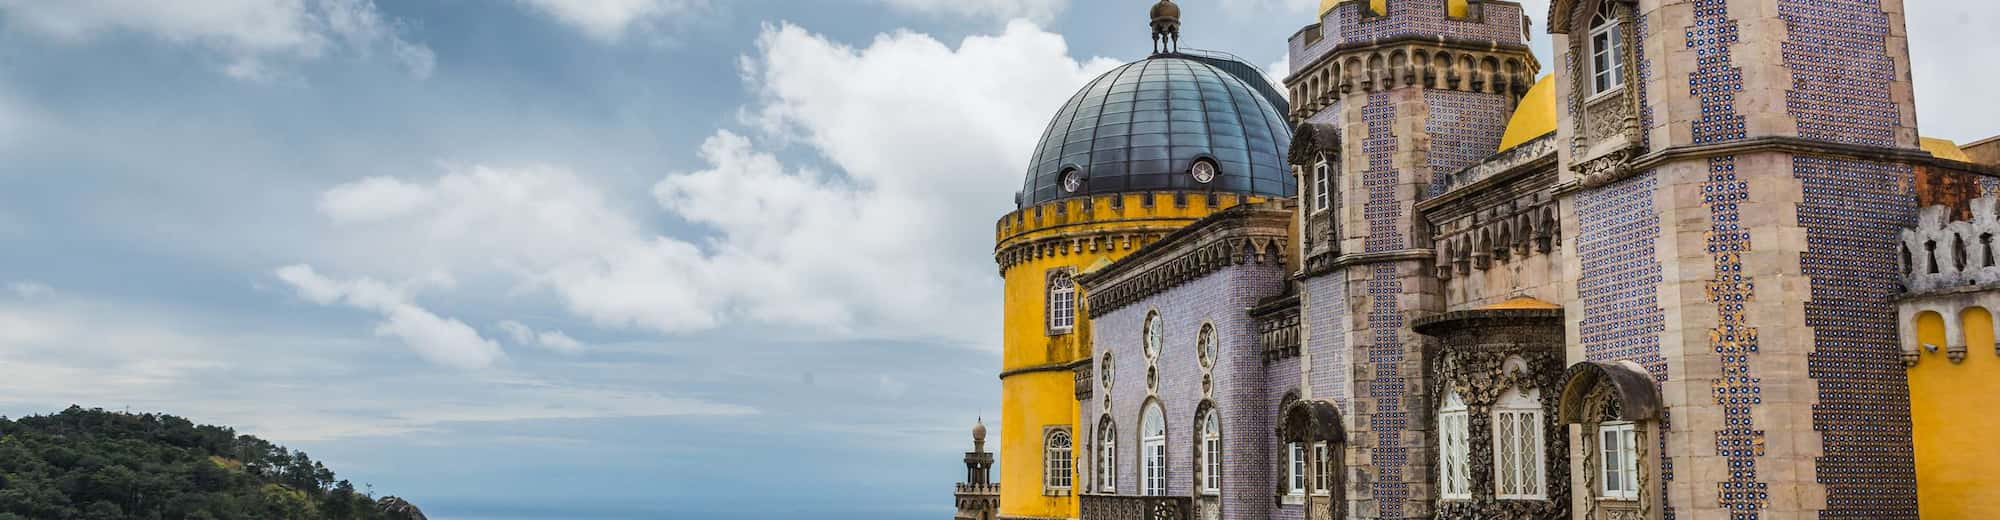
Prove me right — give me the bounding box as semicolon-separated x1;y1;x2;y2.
1150;0;1182;54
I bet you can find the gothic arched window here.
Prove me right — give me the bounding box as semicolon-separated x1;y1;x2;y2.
1438;390;1472;500
1099;417;1118;492
1493;387;1547;499
1048;270;1076;334
1141;402;1167;496
1200;409;1221;494
1045;429;1073;495
1588;1;1626;95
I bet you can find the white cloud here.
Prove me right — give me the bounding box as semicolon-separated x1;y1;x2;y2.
875;0;1066;22
497;320;587;354
275;264;506;369
8;281;52;299
515;0;704;43
298;21;1113;347
0;0;434;80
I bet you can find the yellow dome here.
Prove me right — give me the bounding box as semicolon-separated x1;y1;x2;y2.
1320;0;1339;15
1921;137;1971;162
1497;75;1557;151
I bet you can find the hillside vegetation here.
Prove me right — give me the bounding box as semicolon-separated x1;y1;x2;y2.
0;406;424;520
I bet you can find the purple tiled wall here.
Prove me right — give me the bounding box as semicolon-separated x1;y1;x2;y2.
1093;263;1288;519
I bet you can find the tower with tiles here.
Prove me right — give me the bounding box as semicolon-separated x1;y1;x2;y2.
1549;0;1924;518
1283;1;1539;518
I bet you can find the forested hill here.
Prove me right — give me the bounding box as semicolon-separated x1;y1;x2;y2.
0;406;426;520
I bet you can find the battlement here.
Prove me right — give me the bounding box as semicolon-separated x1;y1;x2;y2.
1288;0;1529;80
1903;196;2000;294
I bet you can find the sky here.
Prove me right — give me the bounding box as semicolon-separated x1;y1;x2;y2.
0;1;1995;519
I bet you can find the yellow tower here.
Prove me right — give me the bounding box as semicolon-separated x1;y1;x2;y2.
991;3;1295;517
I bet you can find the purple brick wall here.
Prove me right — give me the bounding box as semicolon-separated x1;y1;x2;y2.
1305;275;1349;405
1423;89;1510;197
1092;263;1288;519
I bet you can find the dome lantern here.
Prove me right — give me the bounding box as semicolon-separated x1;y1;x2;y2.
1150;0;1181;54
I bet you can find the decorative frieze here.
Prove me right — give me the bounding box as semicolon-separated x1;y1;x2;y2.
1076;204;1293;315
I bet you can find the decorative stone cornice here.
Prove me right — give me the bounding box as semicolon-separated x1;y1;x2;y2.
1299;249;1435;279
1554;136;1993;196
1076;203;1294;315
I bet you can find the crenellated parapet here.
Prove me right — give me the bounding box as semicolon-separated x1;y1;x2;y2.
1902;196;2000;293
993;191;1265;276
1285;0;1538;121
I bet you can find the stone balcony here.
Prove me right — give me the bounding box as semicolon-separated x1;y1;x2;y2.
1078;494;1191;520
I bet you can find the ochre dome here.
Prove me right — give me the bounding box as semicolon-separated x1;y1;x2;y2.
1498;75;1557;151
1018;55;1295;207
1921;137;1970;162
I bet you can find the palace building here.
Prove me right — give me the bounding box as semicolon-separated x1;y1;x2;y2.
952;1;2000;519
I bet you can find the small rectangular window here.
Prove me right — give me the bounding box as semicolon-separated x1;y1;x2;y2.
1439;411;1471;500
1312;442;1333;495
1493;409;1546;499
1312;162;1331;212
1599;422;1638;500
1589;19;1626;95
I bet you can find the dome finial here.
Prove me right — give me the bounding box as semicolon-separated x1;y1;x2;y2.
972;417;987;442
1150;0;1182;54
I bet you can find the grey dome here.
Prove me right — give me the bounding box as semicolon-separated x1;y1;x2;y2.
1019;55;1294;207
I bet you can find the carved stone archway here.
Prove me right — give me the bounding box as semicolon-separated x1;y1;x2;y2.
1557;360;1664;520
1279;399;1345;520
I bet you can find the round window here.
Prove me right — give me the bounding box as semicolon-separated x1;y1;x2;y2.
1144;311;1163;358
1198;323;1216;367
1190;160;1217;184
1062;168;1085;193
1101;352;1115;389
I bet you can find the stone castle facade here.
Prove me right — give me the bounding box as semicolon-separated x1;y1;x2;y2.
953;1;2000;519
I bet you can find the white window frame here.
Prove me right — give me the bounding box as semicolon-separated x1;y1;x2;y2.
1438;391;1472;500
1286;442;1308;502
1200;410;1221;495
1048;270;1076;334
1587;2;1626;97
1311;161;1331;213
1311;442;1333;496
1598;421;1639;500
1045;429;1073;495
1141;403;1167;496
1100;420;1118;492
1492;388;1547;500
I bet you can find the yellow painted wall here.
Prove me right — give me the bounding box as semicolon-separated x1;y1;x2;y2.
994;192;1257;519
1908;307;2000;519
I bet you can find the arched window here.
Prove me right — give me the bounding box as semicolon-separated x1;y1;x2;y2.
1099;418;1118;492
1588;1;1626;95
1048;271;1076;334
1493;386;1547;499
1438;390;1472;500
1200;409;1221;494
1141;402;1167;496
1045;429;1073;494
1144;311;1164;358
